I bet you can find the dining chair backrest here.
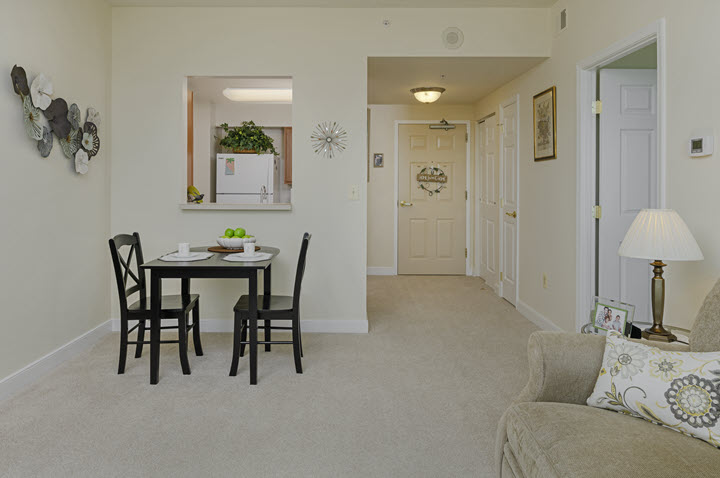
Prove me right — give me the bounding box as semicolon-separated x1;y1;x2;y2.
108;232;146;313
292;233;312;312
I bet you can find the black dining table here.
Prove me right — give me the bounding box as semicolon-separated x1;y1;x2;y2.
140;245;279;384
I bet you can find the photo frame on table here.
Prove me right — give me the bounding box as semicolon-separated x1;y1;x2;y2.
533;86;557;161
592;297;635;336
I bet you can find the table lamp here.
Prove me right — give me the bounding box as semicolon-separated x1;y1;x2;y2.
618;209;703;342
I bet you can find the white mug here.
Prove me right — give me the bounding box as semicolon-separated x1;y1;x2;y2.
242;240;256;257
178;242;191;257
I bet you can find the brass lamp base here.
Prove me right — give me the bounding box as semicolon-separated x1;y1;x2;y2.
641;325;677;343
643;260;677;343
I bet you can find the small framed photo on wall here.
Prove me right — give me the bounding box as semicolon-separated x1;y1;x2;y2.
373;153;384;168
533;86;557;160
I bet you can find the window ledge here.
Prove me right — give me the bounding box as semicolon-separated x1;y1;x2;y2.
180;203;292;211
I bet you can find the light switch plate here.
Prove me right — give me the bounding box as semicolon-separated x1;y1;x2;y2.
349;184;360;201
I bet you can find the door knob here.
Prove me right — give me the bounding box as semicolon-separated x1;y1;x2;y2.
400;200;414;207
505;211;517;218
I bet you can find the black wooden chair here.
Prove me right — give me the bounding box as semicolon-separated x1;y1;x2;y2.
109;232;202;375
232;232;311;383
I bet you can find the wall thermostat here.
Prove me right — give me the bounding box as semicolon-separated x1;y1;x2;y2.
689;136;713;157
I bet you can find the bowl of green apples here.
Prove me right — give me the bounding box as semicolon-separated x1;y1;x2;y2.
217;227;254;250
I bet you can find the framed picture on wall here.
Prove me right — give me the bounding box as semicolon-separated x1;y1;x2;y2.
373;153;384;167
533;86;557;160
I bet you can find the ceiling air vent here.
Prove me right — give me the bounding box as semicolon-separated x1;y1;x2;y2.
442;27;464;50
559;8;568;32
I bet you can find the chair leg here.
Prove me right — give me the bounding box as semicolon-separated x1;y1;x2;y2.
118;317;129;374
192;300;203;356
230;311;242;376
298;319;304;358
292;317;303;374
135;319;146;358
264;318;271;352
250;316;258;384
178;313;191;375
239;319;248;357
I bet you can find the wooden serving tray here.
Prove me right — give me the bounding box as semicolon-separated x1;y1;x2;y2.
208;245;261;254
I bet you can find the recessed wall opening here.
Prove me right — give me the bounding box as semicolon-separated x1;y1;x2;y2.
185;76;292;206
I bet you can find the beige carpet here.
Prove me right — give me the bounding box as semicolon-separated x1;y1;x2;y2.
0;276;538;477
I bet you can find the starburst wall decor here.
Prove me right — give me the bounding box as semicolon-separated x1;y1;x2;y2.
311;121;347;159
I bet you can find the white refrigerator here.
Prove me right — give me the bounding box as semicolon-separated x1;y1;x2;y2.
216;154;278;204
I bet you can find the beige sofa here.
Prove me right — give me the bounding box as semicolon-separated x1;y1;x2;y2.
497;280;720;477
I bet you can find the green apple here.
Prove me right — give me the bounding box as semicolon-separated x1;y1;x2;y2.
234;227;246;237
221;235;231;239
224;228;234;237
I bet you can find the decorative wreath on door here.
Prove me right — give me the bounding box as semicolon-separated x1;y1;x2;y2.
416;166;447;196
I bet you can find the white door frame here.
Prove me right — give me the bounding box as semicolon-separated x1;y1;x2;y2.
575;19;666;331
394;120;472;276
499;95;520;305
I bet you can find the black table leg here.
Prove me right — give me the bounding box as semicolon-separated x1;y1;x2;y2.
150;272;161;385
264;264;271;352
249;270;258;385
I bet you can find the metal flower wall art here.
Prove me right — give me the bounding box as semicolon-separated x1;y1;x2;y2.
10;64;101;174
311;121;348;159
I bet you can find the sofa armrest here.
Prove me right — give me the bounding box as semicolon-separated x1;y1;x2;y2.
495;331;690;477
514;331;690;406
513;331;605;406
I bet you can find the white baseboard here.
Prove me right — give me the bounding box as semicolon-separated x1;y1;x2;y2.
517;300;562;331
111;318;369;334
367;267;396;276
0;320;112;402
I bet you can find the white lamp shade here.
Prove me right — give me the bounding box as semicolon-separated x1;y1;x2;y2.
618;209;703;261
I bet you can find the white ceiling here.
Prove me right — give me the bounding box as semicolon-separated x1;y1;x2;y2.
108;0;554;7
188;77;292;105
368;56;546;105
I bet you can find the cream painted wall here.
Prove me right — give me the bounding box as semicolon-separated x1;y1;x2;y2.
111;7;551;324
367;104;475;270
0;0;111;379
474;0;720;331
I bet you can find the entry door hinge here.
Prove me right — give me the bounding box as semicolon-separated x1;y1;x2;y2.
465;132;468;143
465;248;468;258
592;205;602;219
465;190;468;200
500;272;504;281
591;100;602;115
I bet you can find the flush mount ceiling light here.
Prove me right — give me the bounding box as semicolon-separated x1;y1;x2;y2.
222;88;292;103
410;87;445;104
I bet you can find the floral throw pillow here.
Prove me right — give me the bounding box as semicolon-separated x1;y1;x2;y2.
587;331;720;447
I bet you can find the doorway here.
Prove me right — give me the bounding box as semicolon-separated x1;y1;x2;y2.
576;20;666;331
396;122;469;275
597;59;658;324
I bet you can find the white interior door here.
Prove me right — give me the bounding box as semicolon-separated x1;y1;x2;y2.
500;99;518;305
398;124;467;275
476;117;499;288
598;69;657;322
